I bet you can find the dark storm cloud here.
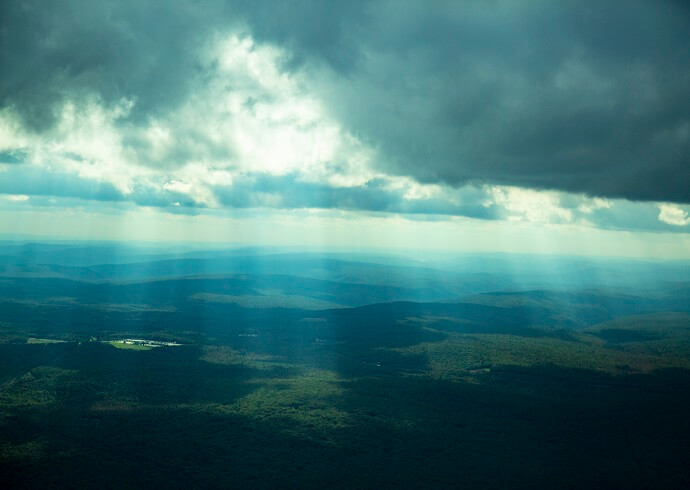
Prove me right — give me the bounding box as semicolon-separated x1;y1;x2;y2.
1;1;210;130
317;0;690;203
1;0;688;202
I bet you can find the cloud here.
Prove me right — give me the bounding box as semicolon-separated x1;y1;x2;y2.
2;194;29;202
577;198;612;215
1;158;688;234
0;29;377;195
0;0;689;234
489;187;573;224
0;149;28;164
0;0;368;131
312;1;690;203
658;204;690;226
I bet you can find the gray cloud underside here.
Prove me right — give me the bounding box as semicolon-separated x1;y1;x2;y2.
0;164;495;217
1;164;687;233
1;0;689;202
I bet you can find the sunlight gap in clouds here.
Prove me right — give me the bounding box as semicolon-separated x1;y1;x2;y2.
0;32;382;205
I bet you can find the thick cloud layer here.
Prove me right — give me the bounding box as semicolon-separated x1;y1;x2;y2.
317;0;690;202
1;0;688;215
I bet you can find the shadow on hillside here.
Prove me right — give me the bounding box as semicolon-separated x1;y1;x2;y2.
320;364;690;489
4;363;690;489
53;342;300;406
0;342;299;416
593;328;664;343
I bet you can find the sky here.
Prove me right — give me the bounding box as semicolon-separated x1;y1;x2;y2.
0;1;689;257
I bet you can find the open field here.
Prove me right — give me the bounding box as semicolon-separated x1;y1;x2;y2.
107;340;153;351
26;338;66;344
